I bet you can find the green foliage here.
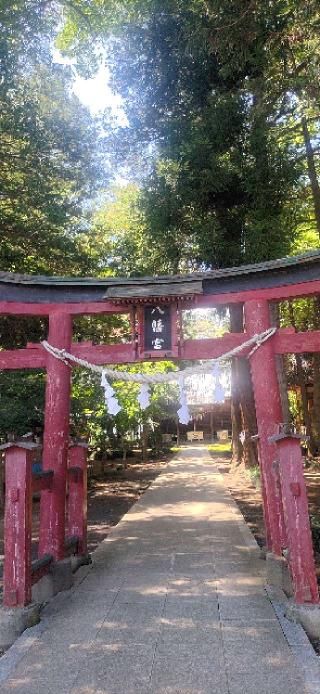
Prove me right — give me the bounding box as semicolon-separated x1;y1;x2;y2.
0;1;109;440
2;0;320;447
207;442;231;453
73;313;132;345
0;1;103;276
245;466;261;490
0;63;101;275
58;0;320;268
0;370;45;438
182;309;229;340
310;514;320;555
89;184;154;276
71;361;179;453
288;389;300;421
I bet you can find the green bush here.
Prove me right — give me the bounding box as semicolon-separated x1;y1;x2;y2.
245;466;261;489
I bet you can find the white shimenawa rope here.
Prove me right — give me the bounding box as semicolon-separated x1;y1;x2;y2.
41;327;276;384
41;328;276;422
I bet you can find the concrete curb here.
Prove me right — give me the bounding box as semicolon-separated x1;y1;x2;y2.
0;619;47;685
266;585;320;694
0;567;95;684
214;457;320;694
0;450;318;692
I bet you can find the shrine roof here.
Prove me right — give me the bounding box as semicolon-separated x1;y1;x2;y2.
0;250;320;304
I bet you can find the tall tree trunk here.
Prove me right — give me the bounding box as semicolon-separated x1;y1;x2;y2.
297;354;316;454
288;300;316;454
312;354;320;452
230;360;243;466
301;115;320;236
230;304;244;468
269;302;291;425
209;410;214;441
229;304;258;469
176;420;180;446
236;357;259;468
311;298;320;452
122;442;128;468
141;424;149;462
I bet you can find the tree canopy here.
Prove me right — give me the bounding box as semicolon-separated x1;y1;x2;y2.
1;0;320;458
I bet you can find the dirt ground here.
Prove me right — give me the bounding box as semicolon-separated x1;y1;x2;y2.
1;446;320;589
215;452;320;580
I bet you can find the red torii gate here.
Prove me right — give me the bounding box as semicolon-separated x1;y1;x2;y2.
1;250;320;608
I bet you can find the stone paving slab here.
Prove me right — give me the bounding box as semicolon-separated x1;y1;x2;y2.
0;446;309;694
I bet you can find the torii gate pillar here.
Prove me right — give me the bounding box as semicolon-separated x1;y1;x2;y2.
269;432;318;604
39;312;72;560
244;299;286;555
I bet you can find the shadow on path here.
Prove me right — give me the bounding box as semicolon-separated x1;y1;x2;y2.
0;446;307;694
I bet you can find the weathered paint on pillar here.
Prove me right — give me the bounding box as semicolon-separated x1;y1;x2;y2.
272;458;287;553
1;443;38;607
270;434;319;604
244;299;286;555
67;443;88;555
39;312;72;560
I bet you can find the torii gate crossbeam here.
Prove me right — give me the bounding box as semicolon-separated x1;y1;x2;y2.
1;250;320;607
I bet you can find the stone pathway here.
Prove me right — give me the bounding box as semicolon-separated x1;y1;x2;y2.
0;447;308;693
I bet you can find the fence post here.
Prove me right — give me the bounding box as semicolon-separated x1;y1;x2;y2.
67;442;88;555
0;442;39;607
269;432;319;604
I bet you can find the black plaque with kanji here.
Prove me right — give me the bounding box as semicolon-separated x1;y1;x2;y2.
144;305;172;352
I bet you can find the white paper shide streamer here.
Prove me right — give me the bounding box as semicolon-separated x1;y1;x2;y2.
101;371;121;416
42;327;276;420
239;430;246;445
212;363;225;404
138;383;151;410
177;375;190;425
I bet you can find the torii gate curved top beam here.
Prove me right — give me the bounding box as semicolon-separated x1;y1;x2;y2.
1;250;319;604
1;249;320;312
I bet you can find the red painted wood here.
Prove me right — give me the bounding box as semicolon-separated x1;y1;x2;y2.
0;337;244;370
72;333;249;363
0;347;46;370
183;334;246;359
275;330;320;354
194;279;320;306
66;335;250;363
73;342;138;365
0;277;319;317
0;335;258;370
138;306;144;357
32;471;54;493
172;303;179;355
3;446;33;607
67;444;88;555
129;306;138;361
3;329;320;372
0;301;126;316
272;459;287;556
39;312;72;561
274;436;319;604
244;300;287;555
